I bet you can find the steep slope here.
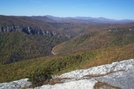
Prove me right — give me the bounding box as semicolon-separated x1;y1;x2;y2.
0;15;74;64
52;26;134;55
0;32;67;64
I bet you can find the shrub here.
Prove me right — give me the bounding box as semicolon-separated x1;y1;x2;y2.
28;67;53;85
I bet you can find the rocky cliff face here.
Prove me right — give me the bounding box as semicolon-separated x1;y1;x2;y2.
0;25;72;38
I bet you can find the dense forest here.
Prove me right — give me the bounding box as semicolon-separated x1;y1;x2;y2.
0;32;67;64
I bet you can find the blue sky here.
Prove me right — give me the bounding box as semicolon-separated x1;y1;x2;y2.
0;0;134;20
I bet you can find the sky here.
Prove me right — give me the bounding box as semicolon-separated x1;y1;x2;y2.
0;0;134;20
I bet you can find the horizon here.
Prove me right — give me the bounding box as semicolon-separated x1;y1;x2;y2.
1;14;134;21
0;0;134;20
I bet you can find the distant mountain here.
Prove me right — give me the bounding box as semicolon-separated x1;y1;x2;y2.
0;15;74;38
26;15;134;36
31;16;55;22
120;19;134;23
45;15;134;24
45;15;65;21
44;15;91;24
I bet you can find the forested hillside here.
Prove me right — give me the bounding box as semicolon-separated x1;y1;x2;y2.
52;26;134;55
0;32;67;64
0;26;134;83
0;15;71;64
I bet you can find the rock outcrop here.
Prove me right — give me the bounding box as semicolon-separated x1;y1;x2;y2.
0;26;72;38
1;59;134;89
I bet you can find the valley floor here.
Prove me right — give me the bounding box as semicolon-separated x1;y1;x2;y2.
0;59;134;89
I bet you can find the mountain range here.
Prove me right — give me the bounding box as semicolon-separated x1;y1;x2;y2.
0;15;134;89
44;15;134;23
